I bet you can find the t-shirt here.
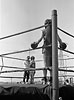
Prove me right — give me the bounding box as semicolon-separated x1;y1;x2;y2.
30;60;35;68
43;24;52;45
24;60;30;68
42;25;52;54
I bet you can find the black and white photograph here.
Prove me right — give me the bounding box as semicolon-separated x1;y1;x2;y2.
0;0;74;100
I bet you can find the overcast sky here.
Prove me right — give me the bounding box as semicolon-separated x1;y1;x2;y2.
0;0;74;82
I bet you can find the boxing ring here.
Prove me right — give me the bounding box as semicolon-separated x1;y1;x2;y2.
0;10;74;100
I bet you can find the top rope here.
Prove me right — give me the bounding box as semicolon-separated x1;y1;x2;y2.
58;27;74;38
0;24;48;40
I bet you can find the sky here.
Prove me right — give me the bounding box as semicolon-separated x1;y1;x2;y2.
0;0;74;82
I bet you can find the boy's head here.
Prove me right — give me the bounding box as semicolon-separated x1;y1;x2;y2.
27;56;30;60
31;56;35;60
44;19;52;25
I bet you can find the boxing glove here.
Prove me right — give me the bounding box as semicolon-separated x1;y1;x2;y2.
31;42;38;49
60;42;67;50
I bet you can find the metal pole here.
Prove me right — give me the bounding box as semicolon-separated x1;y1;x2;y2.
29;48;30;56
1;57;4;70
52;10;59;100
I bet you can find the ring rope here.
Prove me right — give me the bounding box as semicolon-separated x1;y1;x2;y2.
59;57;74;60
1;46;73;60
1;55;74;62
0;45;51;56
0;47;73;71
59;68;74;72
0;67;51;74
0;67;74;74
0;64;73;71
0;76;44;79
0;75;74;79
0;65;24;70
58;27;74;38
60;66;74;68
1;55;73;62
0;69;23;73
59;75;74;77
58;47;74;55
1;55;26;61
0;24;48;40
1;55;43;62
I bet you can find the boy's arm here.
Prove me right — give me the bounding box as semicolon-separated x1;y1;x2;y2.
57;34;62;44
57;34;67;50
36;31;44;44
31;31;44;49
24;62;30;68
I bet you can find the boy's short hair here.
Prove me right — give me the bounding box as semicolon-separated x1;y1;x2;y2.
31;56;35;60
44;19;52;25
27;56;30;59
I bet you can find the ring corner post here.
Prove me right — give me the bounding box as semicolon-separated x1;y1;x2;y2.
52;10;59;100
